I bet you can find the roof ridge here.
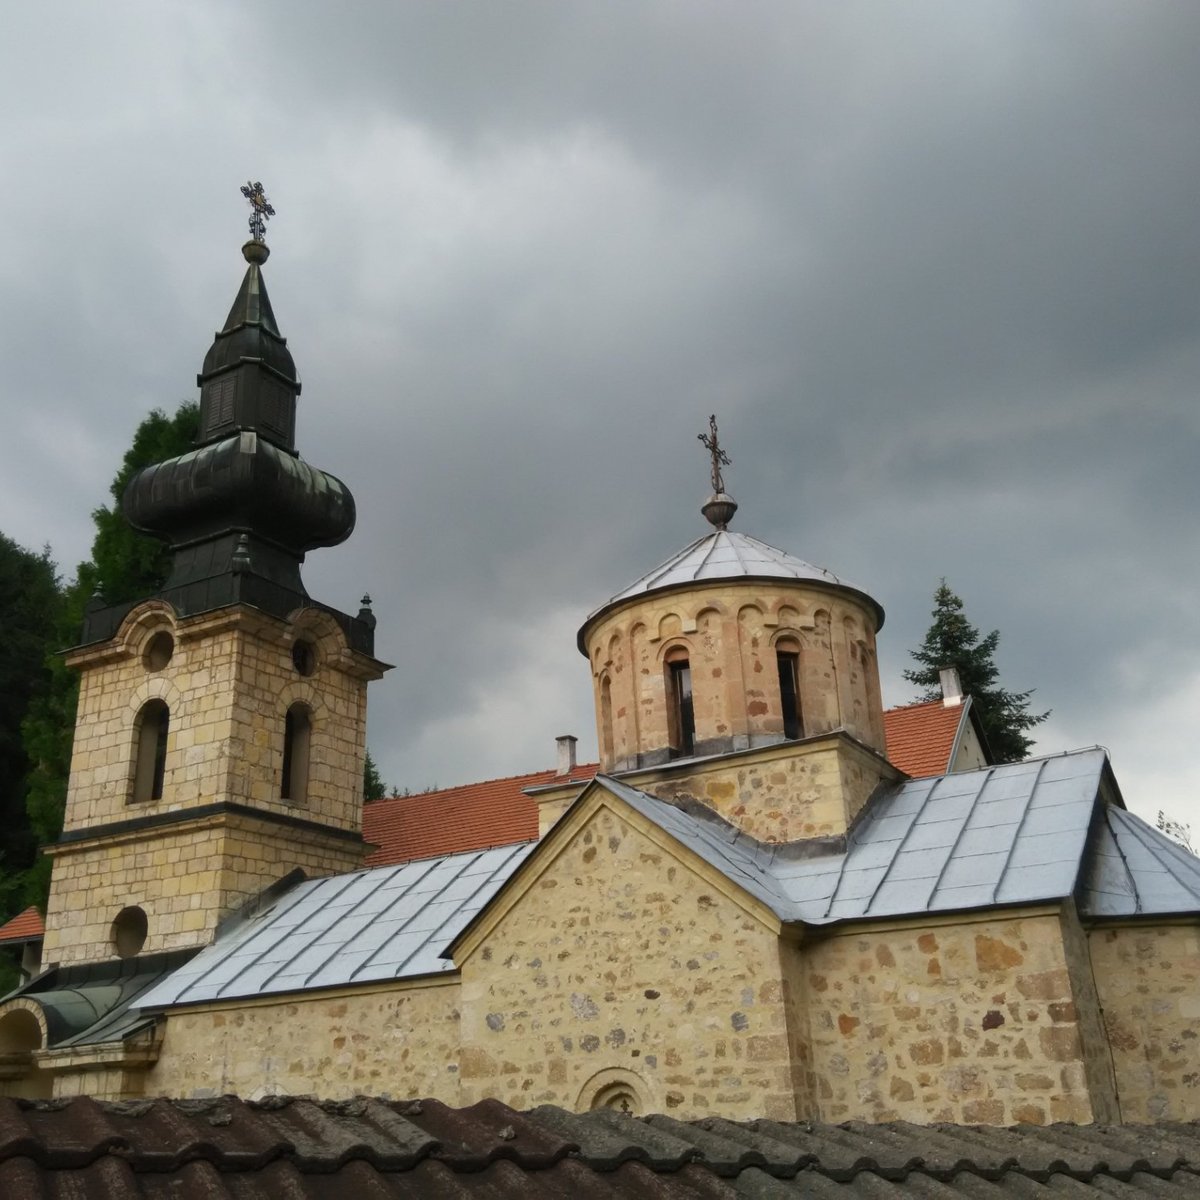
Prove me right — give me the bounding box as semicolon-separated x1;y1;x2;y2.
372;764;599;804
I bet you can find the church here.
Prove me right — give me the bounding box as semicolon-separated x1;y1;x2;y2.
1;196;1198;1128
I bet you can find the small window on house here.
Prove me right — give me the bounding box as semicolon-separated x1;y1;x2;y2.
282;703;312;803
777;645;802;740
132;699;169;802
665;649;695;758
143;631;174;672
111;906;148;958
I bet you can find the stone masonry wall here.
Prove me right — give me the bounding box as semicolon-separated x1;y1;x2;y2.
635;735;899;844
42;815;363;965
583;582;884;774
149;979;462;1101
1089;921;1200;1121
48;602;378;964
457;802;801;1120
800;910;1104;1124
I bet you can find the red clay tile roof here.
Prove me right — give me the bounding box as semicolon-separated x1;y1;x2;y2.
1;1095;1197;1196
0;906;43;944
883;699;966;778
363;765;598;866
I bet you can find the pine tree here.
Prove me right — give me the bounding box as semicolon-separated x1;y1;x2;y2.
363;751;388;802
17;402;199;913
904;581;1049;763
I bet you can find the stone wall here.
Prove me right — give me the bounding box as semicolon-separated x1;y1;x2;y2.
1089;921;1200;1121
800;909;1106;1124
47;601;381;964
582;582;885;774
149;978;462;1102
456;798;801;1121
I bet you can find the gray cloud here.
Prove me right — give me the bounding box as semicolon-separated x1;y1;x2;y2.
3;2;1199;824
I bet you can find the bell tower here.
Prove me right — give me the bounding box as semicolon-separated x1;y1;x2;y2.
42;187;388;967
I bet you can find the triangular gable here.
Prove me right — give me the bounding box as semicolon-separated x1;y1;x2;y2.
448;776;785;966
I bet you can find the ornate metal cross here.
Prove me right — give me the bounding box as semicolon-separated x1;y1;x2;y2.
240;180;276;242
698;413;731;494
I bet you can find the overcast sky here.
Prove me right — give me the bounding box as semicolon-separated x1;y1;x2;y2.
3;2;1199;829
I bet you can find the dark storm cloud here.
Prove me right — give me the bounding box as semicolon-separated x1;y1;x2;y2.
2;2;1199;821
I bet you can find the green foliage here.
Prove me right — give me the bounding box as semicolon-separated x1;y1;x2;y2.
0;537;62;914
363;750;388;802
13;402;198;918
904;580;1049;764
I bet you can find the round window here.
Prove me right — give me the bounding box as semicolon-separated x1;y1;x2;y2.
143;631;175;672
292;639;317;676
111;906;148;958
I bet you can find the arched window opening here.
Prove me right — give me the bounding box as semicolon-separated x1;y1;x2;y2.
282;703;312;804
111;906;148;958
600;677;615;766
143;630;174;672
665;648;695;758
132;699;169;802
591;1084;642;1115
777;642;803;740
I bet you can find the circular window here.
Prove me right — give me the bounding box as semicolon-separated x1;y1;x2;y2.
292;639;317;676
111;906;148;958
143;631;175;672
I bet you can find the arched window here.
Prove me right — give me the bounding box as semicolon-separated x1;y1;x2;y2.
664;647;695;758
282;703;313;803
132;699;169;802
600;676;615;766
776;639;803;740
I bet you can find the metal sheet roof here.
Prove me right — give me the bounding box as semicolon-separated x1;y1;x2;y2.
579;529;885;645
1080;804;1200;917
602;749;1144;924
138;842;534;1008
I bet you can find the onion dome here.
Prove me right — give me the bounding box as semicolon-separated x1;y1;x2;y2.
80;212;371;653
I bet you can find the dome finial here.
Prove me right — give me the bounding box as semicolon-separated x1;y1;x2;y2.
698;413;737;529
240;180;275;264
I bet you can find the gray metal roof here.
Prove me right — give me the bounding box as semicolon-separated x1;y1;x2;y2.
603;748;1196;925
138;842;534;1009
1081;804;1200;917
579;529;884;648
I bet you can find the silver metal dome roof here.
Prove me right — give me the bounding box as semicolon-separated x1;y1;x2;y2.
578;529;884;652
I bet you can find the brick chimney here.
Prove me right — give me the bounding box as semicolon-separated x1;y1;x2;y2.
556;734;578;776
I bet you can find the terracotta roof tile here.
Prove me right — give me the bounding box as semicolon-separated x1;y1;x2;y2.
0;1096;1198;1196
883;700;966;778
0;906;43;944
362;766;598;866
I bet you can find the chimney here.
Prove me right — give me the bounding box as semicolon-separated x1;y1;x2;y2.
556;734;578;776
939;666;964;708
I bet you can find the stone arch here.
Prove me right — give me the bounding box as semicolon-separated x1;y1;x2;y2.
114;599;178;659
599;673;615;768
657;611;683;642
287;606;349;674
606;631;622;670
127;678;181;804
576;1066;653;1116
0;1000;52;1099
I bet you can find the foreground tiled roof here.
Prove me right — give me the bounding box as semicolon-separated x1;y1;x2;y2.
0;1096;1196;1196
882;698;966;777
0;905;43;944
139;843;535;1008
363;765;597;865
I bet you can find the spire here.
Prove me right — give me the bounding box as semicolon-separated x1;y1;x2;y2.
103;184;368;651
196;183;299;452
698;414;738;530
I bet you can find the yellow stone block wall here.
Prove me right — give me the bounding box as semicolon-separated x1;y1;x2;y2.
582;581;885;774
637;735;900;844
1089;921;1200;1121
47;600;380;964
798;910;1108;1124
42;815;364;965
148;979;462;1102
457;802;802;1121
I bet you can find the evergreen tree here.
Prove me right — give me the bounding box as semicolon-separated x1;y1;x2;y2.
17;403;199;912
904;581;1049;763
0;538;62;916
363;750;388;802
